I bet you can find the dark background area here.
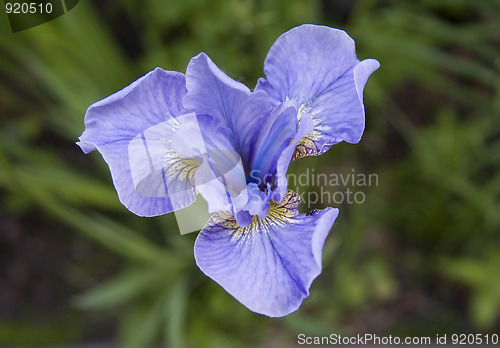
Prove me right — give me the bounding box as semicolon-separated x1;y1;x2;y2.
1;0;499;347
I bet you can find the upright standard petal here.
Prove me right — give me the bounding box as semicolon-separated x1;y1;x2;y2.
194;190;339;317
273;111;314;202
184;53;274;175
255;24;380;160
77;68;198;216
249;100;298;190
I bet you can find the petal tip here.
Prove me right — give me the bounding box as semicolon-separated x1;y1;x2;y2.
76;140;95;154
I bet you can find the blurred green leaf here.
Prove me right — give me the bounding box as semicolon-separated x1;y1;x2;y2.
119;294;165;348
75;268;174;310
441;250;500;329
164;275;191;348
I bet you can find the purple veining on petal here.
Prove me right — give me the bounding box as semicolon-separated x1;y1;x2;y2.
77;68;198;216
255;24;379;159
194;190;339;317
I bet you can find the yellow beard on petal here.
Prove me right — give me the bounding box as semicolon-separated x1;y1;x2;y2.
292;133;321;160
205;190;301;247
292;103;324;161
165;154;200;185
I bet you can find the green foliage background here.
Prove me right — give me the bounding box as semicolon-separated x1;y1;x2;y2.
1;0;499;347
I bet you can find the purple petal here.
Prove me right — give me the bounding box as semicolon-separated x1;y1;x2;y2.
231;182;273;227
250;100;298;189
184;53;274;174
194;190;339;317
255;24;379;159
172;114;248;214
273;111;314;202
77;68;198;216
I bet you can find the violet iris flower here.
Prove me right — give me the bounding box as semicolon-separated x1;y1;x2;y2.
77;24;379;317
